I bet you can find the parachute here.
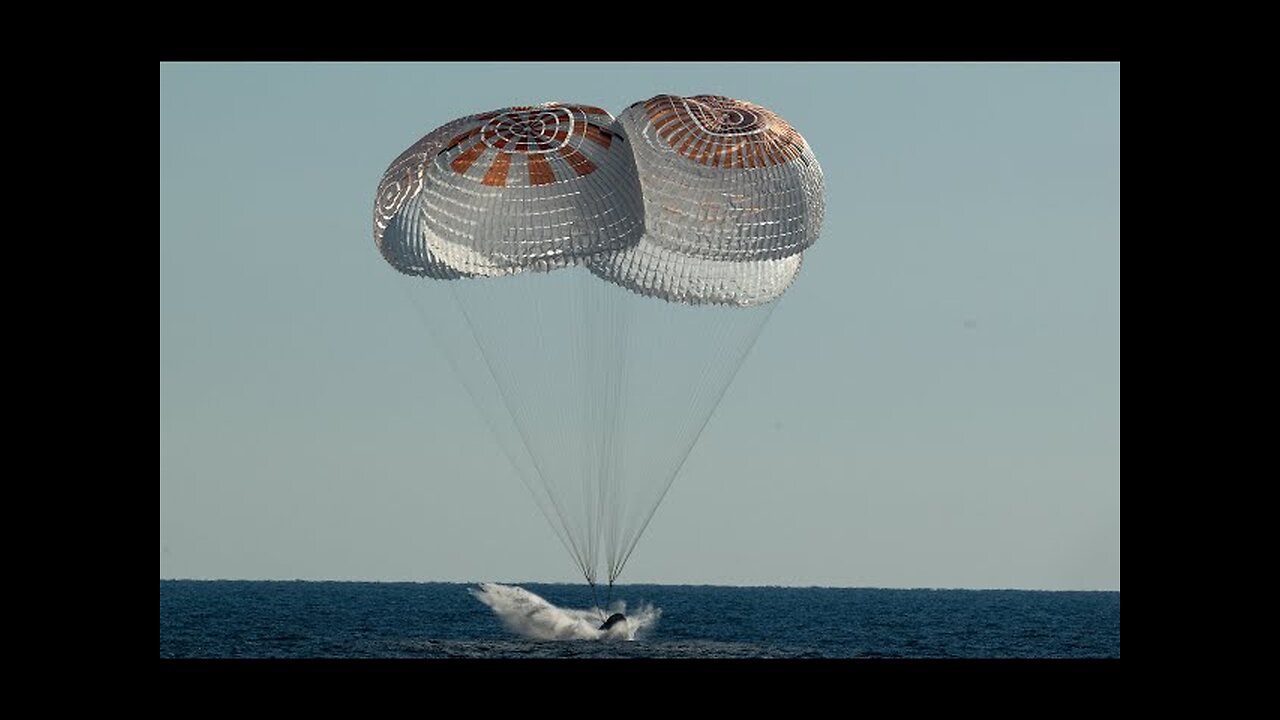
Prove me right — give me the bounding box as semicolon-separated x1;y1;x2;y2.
374;96;824;602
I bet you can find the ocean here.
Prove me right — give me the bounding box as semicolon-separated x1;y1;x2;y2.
159;580;1119;659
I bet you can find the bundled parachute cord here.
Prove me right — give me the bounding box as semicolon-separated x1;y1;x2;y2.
603;292;781;585
399;279;591;574
587;271;629;590
455;278;593;573
448;276;599;583
449;269;621;585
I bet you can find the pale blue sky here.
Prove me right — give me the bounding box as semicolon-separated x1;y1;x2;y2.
160;62;1119;590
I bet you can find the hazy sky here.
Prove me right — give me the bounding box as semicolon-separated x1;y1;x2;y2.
160;62;1119;590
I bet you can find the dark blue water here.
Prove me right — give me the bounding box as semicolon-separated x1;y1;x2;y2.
160;581;1119;659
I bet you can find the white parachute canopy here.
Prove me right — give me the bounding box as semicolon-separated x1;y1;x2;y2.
375;97;824;589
